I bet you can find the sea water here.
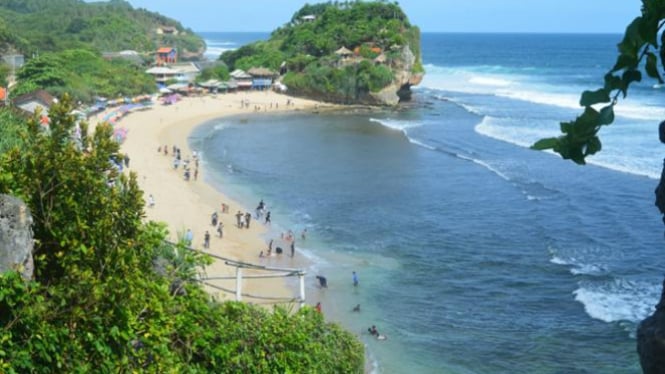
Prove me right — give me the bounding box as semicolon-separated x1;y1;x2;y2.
194;32;665;373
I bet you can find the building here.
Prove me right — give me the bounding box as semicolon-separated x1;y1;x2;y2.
146;62;200;84
248;67;276;90
156;47;177;64
13;90;57;116
230;69;253;90
301;14;316;22
156;26;178;35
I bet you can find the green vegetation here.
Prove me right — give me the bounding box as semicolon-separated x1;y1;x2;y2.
0;97;364;373
12;49;155;102
196;64;230;83
221;0;422;104
0;0;204;58
532;0;665;164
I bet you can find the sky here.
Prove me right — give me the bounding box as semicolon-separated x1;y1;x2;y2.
121;0;642;33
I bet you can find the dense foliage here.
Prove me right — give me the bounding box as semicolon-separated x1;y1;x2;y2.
532;0;665;164
0;97;364;373
196;64;230;83
0;0;204;58
12;48;155;102
221;0;422;104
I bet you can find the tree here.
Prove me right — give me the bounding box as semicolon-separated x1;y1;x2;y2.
0;96;364;373
531;2;665;372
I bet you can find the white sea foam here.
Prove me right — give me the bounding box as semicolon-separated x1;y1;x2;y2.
408;138;436;150
468;76;513;87
574;278;660;323
369;118;423;132
455;152;511;182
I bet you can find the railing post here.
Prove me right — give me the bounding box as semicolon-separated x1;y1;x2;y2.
236;267;242;301
299;272;305;308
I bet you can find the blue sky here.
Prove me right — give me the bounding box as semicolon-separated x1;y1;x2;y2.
123;0;641;33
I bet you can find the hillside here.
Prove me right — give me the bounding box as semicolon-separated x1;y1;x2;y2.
0;0;205;59
221;1;424;106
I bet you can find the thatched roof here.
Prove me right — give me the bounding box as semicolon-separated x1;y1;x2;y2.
248;67;276;77
335;46;353;56
230;69;252;79
374;53;387;63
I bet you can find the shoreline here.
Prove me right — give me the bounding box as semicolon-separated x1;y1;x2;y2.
97;91;336;305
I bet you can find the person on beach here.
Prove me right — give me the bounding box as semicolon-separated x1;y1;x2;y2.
194;168;198;181
265;211;271;224
315;302;322;313
353;271;359;287
211;212;218;227
203;231;210;249
290;241;295;257
245;212;251;229
301;229;307;240
148;194;155;208
217;222;224;238
259;251;265;258
164;145;168;156
316;275;328;288
123;154;130;168
235;210;243;228
268;239;273;255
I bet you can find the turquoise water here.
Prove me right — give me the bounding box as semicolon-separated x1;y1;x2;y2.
193;33;665;373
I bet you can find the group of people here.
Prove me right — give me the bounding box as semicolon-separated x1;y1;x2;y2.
160;144;199;182
313;271;386;340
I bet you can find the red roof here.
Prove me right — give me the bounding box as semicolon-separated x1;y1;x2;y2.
157;47;175;53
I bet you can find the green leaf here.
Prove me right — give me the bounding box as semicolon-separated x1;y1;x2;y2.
531;137;559;150
619;69;642;97
598;105;615;125
584;136;602;156
646;52;664;83
580;89;610;107
603;73;622;92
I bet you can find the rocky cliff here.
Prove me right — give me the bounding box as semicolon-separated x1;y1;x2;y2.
637;278;665;374
0;194;34;280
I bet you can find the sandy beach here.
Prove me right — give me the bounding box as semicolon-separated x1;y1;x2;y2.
95;90;331;306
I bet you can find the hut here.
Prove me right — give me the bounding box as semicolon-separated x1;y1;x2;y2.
230;69;253;90
334;46;353;59
373;53;387;65
248;67;276;90
13;90;57;116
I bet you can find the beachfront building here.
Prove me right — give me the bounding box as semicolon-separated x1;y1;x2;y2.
155;47;177;65
146;62;200;85
248;67;276;90
230;69;253;90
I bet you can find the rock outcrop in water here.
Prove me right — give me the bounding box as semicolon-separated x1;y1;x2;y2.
220;1;424;106
0;194;34;280
637;278;665;374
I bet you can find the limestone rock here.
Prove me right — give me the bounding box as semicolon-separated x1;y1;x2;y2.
637;278;665;374
0;194;34;280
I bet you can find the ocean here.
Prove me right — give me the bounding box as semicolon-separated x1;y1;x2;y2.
194;32;665;373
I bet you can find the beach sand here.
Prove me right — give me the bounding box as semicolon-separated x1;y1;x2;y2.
96;91;330;306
